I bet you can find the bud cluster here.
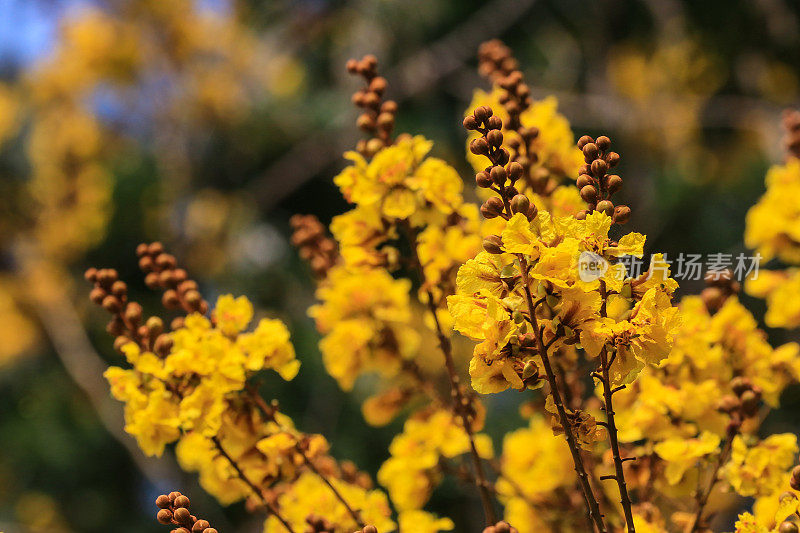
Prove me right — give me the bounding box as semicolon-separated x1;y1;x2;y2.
464;106;538;225
137;242;209;326
85;267;171;354
482;520;519;533
352;526;378;533
477;40;548;194
305;513;335;533
346;54;397;157
718;376;763;435
575;135;630;224
783;108;800;160
155;491;217;533
290;214;339;278
700;268;741;312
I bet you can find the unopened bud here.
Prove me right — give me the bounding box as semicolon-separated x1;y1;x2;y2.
596;200;614;215
613;205;631;224
510;194;530;215
483;235;504;254
580;185;598;203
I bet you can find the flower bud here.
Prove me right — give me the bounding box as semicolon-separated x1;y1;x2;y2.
526;204;539;220
779;521;799;533
613;205;631;224
510;194;530;214
606;174;623;194
487;115;502;130
463;115;478;130
476;171;492;188
606;151;620;167
596;200;614;215
490;166;507;185
487;129;503;147
580;185;598;203
577;174;594;188
157;509;173;524
483;235;504;254
575;209;588;220
474;106;491;122
596;136;611;151
496;148;510;165
577;135;593;149
522;360;538;380
470;138;490;155
481;197;504;219
591;159;608;177
582;143;599;161
507;161;523;180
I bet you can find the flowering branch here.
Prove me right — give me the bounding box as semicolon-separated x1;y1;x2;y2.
403;220;498;525
465;105;608;532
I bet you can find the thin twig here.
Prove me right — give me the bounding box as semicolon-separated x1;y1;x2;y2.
597;280;636;533
403;221;497;526
688;429;736;532
517;254;607;533
211;436;296;533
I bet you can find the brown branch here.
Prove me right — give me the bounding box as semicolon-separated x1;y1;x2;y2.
210;436;296;533
247;388;366;528
517;254;607;533
597;281;636;533
688;428;736;532
403;221;497;526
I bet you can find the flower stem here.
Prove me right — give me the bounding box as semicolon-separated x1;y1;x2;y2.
517;254;607;533
689;428;736;532
598;281;636;533
211;436;296;533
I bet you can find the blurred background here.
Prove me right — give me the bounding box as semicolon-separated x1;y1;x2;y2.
1;0;799;530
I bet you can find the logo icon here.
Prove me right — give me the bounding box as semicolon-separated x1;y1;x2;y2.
578;251;609;282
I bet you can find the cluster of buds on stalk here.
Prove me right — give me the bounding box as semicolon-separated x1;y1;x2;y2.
477;40;552;194
85;266;172;355
718;376;763;436
155;491;217;533
481;520;519;533
290;214;339;278
137;242;208;329
701;268;741;312
782;108;800;160
575;135;630;224
347;54;397;157
464;105;538;225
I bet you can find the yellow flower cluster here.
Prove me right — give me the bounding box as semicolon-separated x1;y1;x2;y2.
723;434;798;497
309;266;419;391
105;294;299;456
448;210;679;394
377;409;493;511
745;157;800;328
334;135;463;223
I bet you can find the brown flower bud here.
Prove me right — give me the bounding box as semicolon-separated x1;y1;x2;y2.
369;76;387;94
474;106;491;122
613;205;631;224
90;287;106;305
580;185;598;203
496;148;510;165
507;161;523;180
102;295;121;313
487;129;503;147
577;135;593;149
606;174;623;194
84;268;98;282
596;136;611;151
356;113;375;131
576;209;588;220
596;200;614;215
376;113;394;130
582;143;599;161
174;495;190;508
483;235;504;254
510;194;530;215
740;390;760;417
174;507;191;524
470;138;490;156
381;100;398;114
527;204;539;220
156;494;171;509
779;521;799;533
577;174;594;188
463;115;478;130
157;509;173;524
192;521;210;532
476;171;492;188
490;165;507;185
481;197;504;219
163;290;180;310
591;159;608;177
606;151;620;167
485;116;501;130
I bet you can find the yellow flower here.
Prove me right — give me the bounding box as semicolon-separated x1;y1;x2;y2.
746;158;800;263
653;432;720;488
213;294;253;336
723;434;798;498
398;510;455;533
